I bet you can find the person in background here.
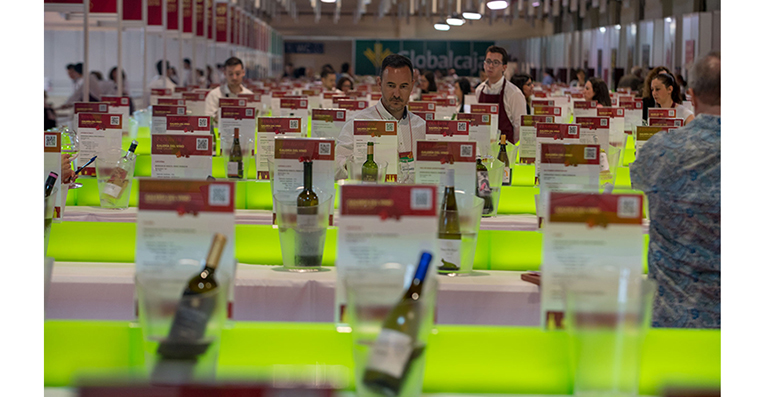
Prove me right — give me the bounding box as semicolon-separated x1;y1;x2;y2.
410;68;422;101
419;71;437;99
92;71;113;97
475;70;487;89
168;66;179;85
651;73;694;125
447;68;458;81
570;69;586;88
204;57;254;120
475;45;527;144
60;63;102;109
641;66;672;119
676;74;688;101
511;73;533;115
454;77;471;114
105;67;135;114
630;51;720;329
541;70;555;86
618;66;644;92
338;62;353;84
45;91;57;130
206;65;216;86
336;76;354;94
283;62;294;78
182;58;194;87
584;77;612;107
321;68;341;93
434;69;444;83
197;69;206;87
148;60;177;90
216;63;225;84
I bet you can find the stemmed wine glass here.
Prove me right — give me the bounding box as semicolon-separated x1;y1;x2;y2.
59;125;83;189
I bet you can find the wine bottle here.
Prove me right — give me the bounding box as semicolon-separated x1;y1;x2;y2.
45;172;58;198
437;169;461;272
498;134;511;186
157;233;227;359
361;141;378;183
363;252;433;396
295;160;322;267
227;127;244;179
103;140;138;202
475;157;494;215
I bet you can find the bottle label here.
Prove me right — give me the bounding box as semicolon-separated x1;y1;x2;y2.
103;182;123;198
296;214;317;230
366;329;414;378
599;151;610;172
476;170;491;197
227;162;240;177
438;238;462;270
502;167;512;185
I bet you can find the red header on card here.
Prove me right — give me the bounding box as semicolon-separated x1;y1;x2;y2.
274;137;335;161
312;109;346;122
415;141;476;163
101;96;131;107
272;90;290;98
139;180;234;213
158;98;186;106
421;93;444;101
540;143;600;165
619;99;643;109
597;107;624;118
435;97;456;107
151;134;212;156
353;120;397;136
568;92;585;99
340;185;437;218
219;98;246;107
648;118;683;127
532;99;555;107
536;123;580;139
534;92;548;98
370;93;382;101
151;88;172;96
332;96;354;106
575;117;610;130
521;115;555;127
166;115;210;132
44;132;61;153
78;113;123;129
74;102;109;114
174;86;190;94
281;98;309;109
413;111;434;121
636;126;670;141
573;100;597;109
409;101;437;112
457;112;491;126
221;106;256;120
182;92;206;101
257;117;302;133
470;104;499;115
323;92;342;99
549;192;643;225
533;106;562;116
649;108;677;119
153;105;187;116
425;120;470;137
237;93;256;101
302;89;320;96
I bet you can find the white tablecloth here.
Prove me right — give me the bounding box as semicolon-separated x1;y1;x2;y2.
47;262;541;326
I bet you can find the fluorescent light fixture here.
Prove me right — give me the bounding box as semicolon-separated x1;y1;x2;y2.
532;1;540;6
486;0;510;10
434;22;450;31
665;17;672;22
599;27;606;33
447;15;465;25
320;0;336;2
462;11;482;20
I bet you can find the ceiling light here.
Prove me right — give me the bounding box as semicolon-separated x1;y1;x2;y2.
532;1;540;6
434;22;450;31
462;12;482;20
486;0;510;10
599;27;606;33
320;0;336;2
447;14;465;26
665;17;672;22
614;24;621;30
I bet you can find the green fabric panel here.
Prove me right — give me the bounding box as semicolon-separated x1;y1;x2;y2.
65;186;77;206
122;136;151;155
245;181;273;210
615;167;632;187
472;230;491;270
134;155;152;177
48;222;136;262
624;135;637;166
234;224;282;265
488;230;543;271
44;320;720;394
511;164;535;186
497;186;539;214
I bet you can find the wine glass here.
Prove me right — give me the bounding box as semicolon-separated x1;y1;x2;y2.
60;125;83;189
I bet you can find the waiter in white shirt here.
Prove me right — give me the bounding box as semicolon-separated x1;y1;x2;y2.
59;63;102;109
203;57;254;122
474;45;527;144
335;54;426;182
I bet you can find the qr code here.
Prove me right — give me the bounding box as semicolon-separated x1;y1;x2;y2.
584;147;597;160
301;101;307;107
289;119;299;129
110;116;120;126
491;105;497;113
198;117;208;128
426;113;433;120
555;108;561;115
618;109;624;116
458;122;467;132
460;144;473;157
428;103;435;110
410;188;433;210
196;138;209;151
239;100;246;106
99;104;107;112
246;109;254;116
385;122;395;132
675;120;682;126
669;110;675;117
482;115;490;123
121;98;128;105
546;116;554;122
636;103;642;108
601;119;608;127
45;134;57;147
177;107;185;114
208;184;230;206
319;142;331;155
336;111;344;119
617;196;640;219
568;125;578;135
359;101;366;108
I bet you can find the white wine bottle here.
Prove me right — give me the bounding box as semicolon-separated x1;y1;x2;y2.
498;134;511;186
475;157;494;215
363;252;433;396
103;140;138;203
438;169;461;272
361;141;378;183
295;160;322;267
227;127;244;178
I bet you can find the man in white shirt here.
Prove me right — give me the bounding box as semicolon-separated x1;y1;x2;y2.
60;63;102;109
335;54;426;182
474;45;527;144
204;57;254;122
321;68;342;94
182;58;195;87
147;60;177;90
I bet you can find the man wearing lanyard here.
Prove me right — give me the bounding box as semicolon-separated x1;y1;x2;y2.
474;45;527;144
335;54;426;182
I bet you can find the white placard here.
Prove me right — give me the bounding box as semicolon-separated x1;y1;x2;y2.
151;134;213;179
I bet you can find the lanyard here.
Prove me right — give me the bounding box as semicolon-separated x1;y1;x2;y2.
375;106;413;153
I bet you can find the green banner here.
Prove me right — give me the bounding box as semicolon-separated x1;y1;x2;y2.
355;40;495;77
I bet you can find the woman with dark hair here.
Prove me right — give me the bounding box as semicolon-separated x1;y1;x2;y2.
454;77;472;114
584;77;612;107
510;73;533;114
641;66;672;119
336;76;354;94
106;67;135;114
651;72;694;125
419;71;437;99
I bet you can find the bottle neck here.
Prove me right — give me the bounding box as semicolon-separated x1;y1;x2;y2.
303;162;313;191
367;144;374;159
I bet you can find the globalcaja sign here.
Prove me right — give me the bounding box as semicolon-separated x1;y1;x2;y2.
355;40;495;77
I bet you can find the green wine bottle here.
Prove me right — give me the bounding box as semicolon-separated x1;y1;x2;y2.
498;133;511;186
475;157;494;215
437;169;461;272
362;141;378;183
227;127;243;179
363;252;433;396
295;160;322;267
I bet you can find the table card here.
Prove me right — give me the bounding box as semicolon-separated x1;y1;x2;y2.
256;117;304;179
335;184;438;322
280;97;309;134
101;96;131;133
151;134;213;179
368;92;382;108
540;191;643;328
77;113;124;176
322;91;341;109
619;98;643;135
182;92;207;116
157;98;186;106
575;117;611;174
470;104;500;134
596;107;626;146
422;93;444;101
457;113;494;158
409;101;438;114
250;89;270;115
301;89;322;110
150;88;172;106
413;111;435;121
535;123;581;178
44;131;62;221
572;100;598;118
548;95;571;121
434;97;456;120
425;120;470;142
353;120;399;182
533;106;567;124
519;115;555;164
135;179;236;317
270;90;290;115
73;102;109;133
532;99;556;108
649;118;683;128
635;126;670;152
538;142;601;190
172;86;189;98
414;140;477;197
311;109;347;140
165;115;212;135
219;107;256;160
648;108;677;120
151;105;187;135
337;99;368;119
